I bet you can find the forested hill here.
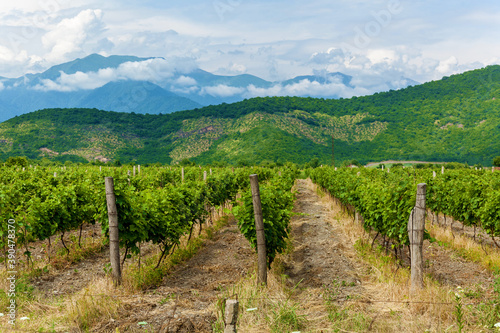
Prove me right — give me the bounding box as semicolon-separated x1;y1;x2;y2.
0;65;499;165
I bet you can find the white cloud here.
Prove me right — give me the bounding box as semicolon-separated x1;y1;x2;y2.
33;57;197;91
201;85;245;97
229;63;246;73
367;49;398;65
436;56;458;74
42;9;104;63
0;0;499;94
174;75;197;86
245;80;370;99
170;85;200;95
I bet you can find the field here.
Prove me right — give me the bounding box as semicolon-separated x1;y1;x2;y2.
1;164;500;332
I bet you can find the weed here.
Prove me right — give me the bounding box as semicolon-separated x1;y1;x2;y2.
103;262;112;276
453;288;465;333
266;298;306;333
159;294;176;305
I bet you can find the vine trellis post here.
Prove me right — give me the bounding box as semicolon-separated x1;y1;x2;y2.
105;177;122;286
408;183;426;292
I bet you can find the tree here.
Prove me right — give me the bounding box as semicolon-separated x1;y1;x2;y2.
179;158;195;166
5;156;29;167
493;156;500;167
306;157;320;168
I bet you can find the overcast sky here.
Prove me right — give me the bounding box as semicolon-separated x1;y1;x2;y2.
0;0;499;87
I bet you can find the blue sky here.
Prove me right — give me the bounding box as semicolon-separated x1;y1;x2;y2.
0;0;499;94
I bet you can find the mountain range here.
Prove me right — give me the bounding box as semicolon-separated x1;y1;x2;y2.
0;54;418;122
0;65;498;166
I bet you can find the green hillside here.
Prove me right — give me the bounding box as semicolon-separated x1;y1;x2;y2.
0;65;499;165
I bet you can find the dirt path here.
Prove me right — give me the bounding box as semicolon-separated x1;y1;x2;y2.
285;179;363;291
98;216;256;333
283;179;367;329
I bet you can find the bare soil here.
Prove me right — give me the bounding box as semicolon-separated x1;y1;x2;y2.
95;216;256;333
30;223;108;296
284;179;364;296
423;239;494;287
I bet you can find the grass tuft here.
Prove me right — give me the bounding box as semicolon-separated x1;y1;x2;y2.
66;278;122;330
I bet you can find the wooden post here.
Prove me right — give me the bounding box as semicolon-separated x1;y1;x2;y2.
138;165;141;174
433;171;436;178
100;166;102;172
133;165;136;177
181;167;185;183
408;183;426;292
210;168;212;175
382;165;384;170
54;172;57;177
203;171;207;182
441;166;444;174
224;299;239;333
249;174;267;286
105;177;122;286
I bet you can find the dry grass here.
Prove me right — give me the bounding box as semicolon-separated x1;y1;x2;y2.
0;203;234;332
0;273;125;332
426;220;500;272
310;179;471;332
213;265;308;333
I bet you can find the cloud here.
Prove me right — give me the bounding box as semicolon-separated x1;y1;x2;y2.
310;47;347;65
201;85;245;97
245;80;370;99
34;57;197;91
170;85;200;95
436;56;458;74
42;9;104;63
0;46;43;77
174;75;197;86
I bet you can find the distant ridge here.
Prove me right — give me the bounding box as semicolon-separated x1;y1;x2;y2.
0;65;498;166
0;54;419;121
